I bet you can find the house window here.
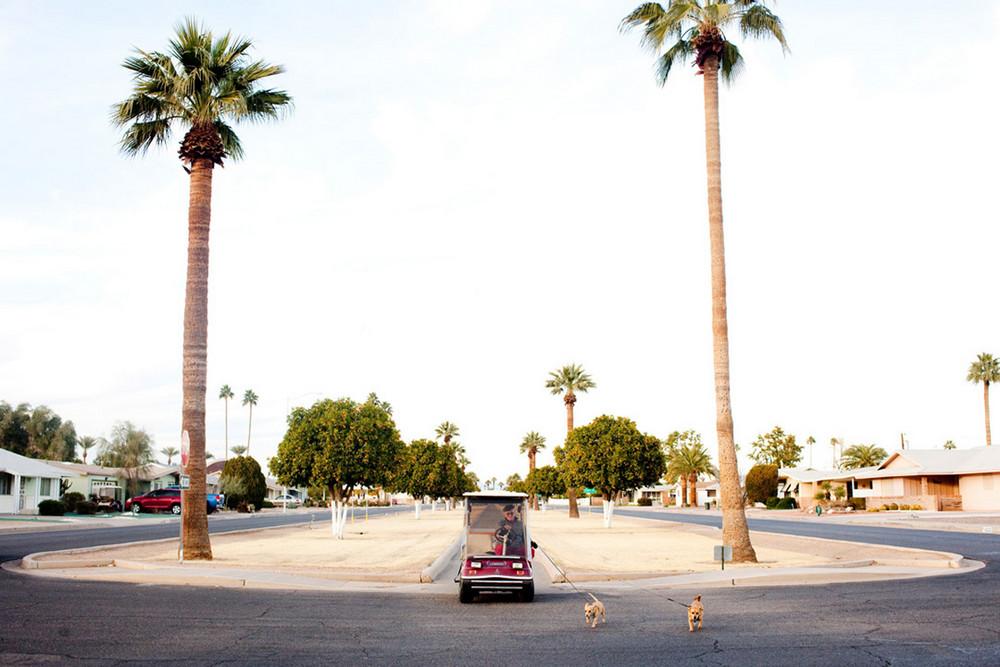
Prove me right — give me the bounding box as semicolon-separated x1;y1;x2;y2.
0;473;11;495
40;478;52;496
706;489;717;497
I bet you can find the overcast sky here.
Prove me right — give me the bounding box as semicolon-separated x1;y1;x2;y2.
2;1;999;483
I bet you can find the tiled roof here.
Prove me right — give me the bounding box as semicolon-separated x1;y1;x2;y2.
853;448;1000;479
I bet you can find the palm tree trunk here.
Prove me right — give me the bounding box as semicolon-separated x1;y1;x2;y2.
246;404;253;456
680;476;688;507
984;381;992;447
688;472;698;507
565;396;580;518
181;157;213;561
703;57;756;562
223;397;229;463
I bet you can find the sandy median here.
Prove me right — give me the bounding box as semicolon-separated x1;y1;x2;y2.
36;509;464;582
530;509;952;581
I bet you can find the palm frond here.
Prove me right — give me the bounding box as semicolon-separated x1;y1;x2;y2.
739;4;788;51
719;40;744;84
118;119;173;156
655;39;693;85
240;89;293;122
214;120;244;161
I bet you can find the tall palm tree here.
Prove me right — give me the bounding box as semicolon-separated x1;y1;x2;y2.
967;353;1000;447
112;19;291;561
520;431;547;510
666;437;716;506
622;1;787;562
840;444;888;470
160;446;180;465
243;389;259;455
805;435;816;467
435;421;460;445
943;440;957;450
219;385;234;462
546;363;596;518
78;436;98;464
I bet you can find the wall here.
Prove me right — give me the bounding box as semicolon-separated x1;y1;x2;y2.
959;473;1000;511
866;494;939;511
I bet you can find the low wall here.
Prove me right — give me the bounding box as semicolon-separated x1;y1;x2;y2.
867;495;940;511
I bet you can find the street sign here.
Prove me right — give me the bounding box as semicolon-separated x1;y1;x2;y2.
180;430;190;469
583;488;597;496
179;475;190;490
714;544;733;571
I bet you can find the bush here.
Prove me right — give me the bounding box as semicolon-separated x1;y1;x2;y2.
848;498;866;511
775;497;797;510
814;492;827;501
220;456;267;511
38;499;66;516
637;496;653;507
889;503;899;510
745;464;779;504
75;501;97;515
261;500;275;509
764;496;779;509
898;504;910;511
61;492;85;513
912;504;923;510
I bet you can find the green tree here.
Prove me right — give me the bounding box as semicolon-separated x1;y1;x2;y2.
750;426;802;468
664;430;715;507
944;440;957;450
435;421;460;445
219;455;266;510
113;19;291;560
560;415;665;528
526;465;565;501
219;385;234;461
0;402;31;455
97;422;154;498
745;464;778;504
270;395;403;538
967;352;1000;447
505;473;527;494
230;444;248;456
78;435;99;464
391;439;464;518
160;446;180;465
621;0;787;563
242;389;259;456
839;444;888;470
519;431;546;509
546;363;596;518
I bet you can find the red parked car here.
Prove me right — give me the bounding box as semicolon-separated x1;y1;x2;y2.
126;488;217;515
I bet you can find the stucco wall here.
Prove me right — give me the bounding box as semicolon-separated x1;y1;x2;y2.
959;473;1000;511
867;495;939;510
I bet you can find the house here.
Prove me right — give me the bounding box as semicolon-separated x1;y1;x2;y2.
0;448;67;514
46;462;128;504
852;448;1000;511
777;467;877;507
631;479;720;507
633;484;676;506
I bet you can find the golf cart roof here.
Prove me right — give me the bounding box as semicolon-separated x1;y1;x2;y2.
463;491;528;499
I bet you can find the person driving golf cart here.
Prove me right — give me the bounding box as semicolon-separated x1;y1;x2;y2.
492;504;525;555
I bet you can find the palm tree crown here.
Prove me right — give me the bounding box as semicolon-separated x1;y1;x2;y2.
435;421;460;444
161;446;180;465
219;385;234;401
112;18;291;165
967;353;1000;385
546;364;596;403
620;1;787;85
520;431;547;457
243;389;258;408
840;444;888;470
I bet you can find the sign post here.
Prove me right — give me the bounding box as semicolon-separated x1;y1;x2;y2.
179;430;190;563
714;544;733;571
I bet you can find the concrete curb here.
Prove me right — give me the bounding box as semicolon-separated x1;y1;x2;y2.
420;533;463;583
534;547;566;583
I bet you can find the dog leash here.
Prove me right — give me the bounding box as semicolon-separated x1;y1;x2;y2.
545;549;691;608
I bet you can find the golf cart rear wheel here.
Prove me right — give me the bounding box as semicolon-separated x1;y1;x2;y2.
459;583;474;604
519;582;534;603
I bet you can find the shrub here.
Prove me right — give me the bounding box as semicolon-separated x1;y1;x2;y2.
637;496;653;507
912;504;923;510
814;492;827;501
765;496;780;509
75;501;97;515
38;499;66;516
833;485;847;500
776;497;797;510
61;492;85;513
898;504;910;511
848;498;866;511
889;503;899;510
261;500;275;509
220;456;267;511
745;464;779;504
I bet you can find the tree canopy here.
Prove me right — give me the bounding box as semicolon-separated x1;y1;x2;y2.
95;421;154;496
839;444;888;470
270;395;404;502
391;438;467;500
749;426;802;468
525;465;565;499
0;401;78;461
559;415;665;499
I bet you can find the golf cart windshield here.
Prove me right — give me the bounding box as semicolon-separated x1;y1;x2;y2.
465;499;527;557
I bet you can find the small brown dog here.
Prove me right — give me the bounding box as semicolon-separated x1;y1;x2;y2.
584;594;606;628
687;594;704;632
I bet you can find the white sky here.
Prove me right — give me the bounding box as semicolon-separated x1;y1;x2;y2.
2;1;1000;482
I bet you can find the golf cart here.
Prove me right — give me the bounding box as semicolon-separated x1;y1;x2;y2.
458;491;535;603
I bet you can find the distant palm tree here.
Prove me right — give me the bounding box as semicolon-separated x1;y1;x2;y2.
161;446;180;465
805;435;816;467
621;0;786;564
205;451;216;460
943;440;957;450
967;353;1000;447
243;389;259;456
219;385;234;461
230;445;248;456
435;422;460;445
520;431;546;510
668;438;716;507
112;18;291;561
100;422;155;498
840;444;888;470
546;364;596;518
78;436;98;464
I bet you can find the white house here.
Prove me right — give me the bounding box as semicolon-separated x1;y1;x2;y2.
0;448;67;514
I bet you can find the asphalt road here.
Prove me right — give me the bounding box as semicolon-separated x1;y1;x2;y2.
1;508;998;665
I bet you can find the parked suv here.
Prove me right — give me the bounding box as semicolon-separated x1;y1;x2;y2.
126;488;218;515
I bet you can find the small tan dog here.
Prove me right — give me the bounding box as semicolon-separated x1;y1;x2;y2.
687;595;704;632
584;593;606;628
